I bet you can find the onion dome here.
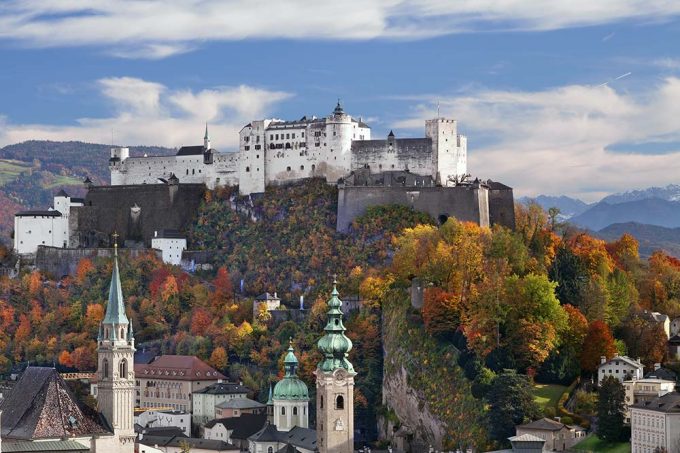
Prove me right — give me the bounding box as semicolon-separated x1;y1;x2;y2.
317;281;354;373
273;341;309;401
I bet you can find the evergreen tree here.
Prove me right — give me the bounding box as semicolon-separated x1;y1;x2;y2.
597;375;625;442
486;370;541;443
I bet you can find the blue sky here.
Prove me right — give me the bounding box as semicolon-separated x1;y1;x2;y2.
1;1;680;200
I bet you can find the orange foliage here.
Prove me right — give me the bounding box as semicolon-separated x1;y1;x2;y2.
568;234;615;276
190;308;212;335
75;258;95;285
58;350;73;367
422;287;461;336
580;320;617;372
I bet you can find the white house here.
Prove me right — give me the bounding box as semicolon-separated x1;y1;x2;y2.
253;293;281;319
640;310;671;339
598;355;644;384
151;230;187;266
136;409;191;436
191;382;250;426
623;378;676;424
631;392;680;453
13;190;83;254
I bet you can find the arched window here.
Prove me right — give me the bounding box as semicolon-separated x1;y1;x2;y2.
245;166;250;172
268;448;273;453
103;359;109;379
293;407;298;415
281;407;285;415
119;359;128;379
336;395;344;410
120;327;125;338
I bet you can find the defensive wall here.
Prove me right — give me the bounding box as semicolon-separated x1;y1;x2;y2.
35;246;161;278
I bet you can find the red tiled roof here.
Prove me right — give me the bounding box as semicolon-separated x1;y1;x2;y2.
134;355;225;381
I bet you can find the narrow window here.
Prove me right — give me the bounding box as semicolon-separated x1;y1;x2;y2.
293;407;298;415
281;407;285;415
103;359;109;378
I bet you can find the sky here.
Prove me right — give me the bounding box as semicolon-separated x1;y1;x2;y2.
1;1;680;201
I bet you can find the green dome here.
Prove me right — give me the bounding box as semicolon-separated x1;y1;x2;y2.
317;282;355;373
273;342;309;401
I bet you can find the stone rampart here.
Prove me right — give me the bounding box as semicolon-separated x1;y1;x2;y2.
35;246;161;277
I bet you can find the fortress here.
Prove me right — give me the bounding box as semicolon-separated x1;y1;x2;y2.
109;102;468;196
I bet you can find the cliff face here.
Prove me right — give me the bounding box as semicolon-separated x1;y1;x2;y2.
380;290;489;451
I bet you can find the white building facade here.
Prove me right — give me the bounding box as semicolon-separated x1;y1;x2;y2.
623;378;676;424
631;392;680;453
598;355;644;384
192;382;250;425
135;409;191;435
14;190;83;254
109;103;468;196
151;230;187;265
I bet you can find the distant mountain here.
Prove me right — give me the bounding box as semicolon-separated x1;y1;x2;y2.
601;184;680;204
570;198;680;231
596;222;680;259
520;195;590;219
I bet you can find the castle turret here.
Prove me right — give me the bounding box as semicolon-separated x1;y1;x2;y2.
109;147;129;185
325;100;353;183
315;281;356;453
273;340;309;431
97;236;135;449
425;118;467;186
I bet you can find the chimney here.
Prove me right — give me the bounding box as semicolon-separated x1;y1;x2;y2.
600;356;607;364
154;230;158;238
274;292;277;299
655;363;661;371
300;295;304;310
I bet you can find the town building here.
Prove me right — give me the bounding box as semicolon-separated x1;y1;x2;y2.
13;190;83;255
623;378;676;424
598;355;644;384
514;418;586;451
135;409;191;436
109;103;469;196
137;434;239;453
640;310;670;338
631;391;680;453
253;292;281;318
202;414;267;450
215;398;266;419
151;230;187;265
135;355;226;413
192;382;250;425
485;434;547;453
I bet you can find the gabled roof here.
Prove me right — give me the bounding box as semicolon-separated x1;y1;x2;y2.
631;391;680;413
645;367;678;381
206;413;267;440
518;417;569;432
215;397;265;410
280;426;317;451
599;355;643;369
248;422;280;442
0;367;110;440
0;440;90;452
135;355;225;381
138;435;238;451
55;189;69;197
193;381;249;395
277;445;302;453
176;145;206;156
509;433;546;442
139;426;188;438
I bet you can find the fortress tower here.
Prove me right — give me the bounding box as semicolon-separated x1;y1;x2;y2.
315;282;356;453
425;118;468;186
97;237;136;451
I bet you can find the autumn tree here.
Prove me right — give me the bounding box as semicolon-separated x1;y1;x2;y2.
209;346;228;371
422;287;460;337
581;320;617;373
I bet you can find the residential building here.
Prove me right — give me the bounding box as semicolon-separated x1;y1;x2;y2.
135;355;225;413
151;230;187;265
253;292;281;318
514;418;586;451
485;433;547;453
215;398;266;418
631;392;680;453
136;409;191;435
192;382;250;425
598;355;644;384
640;310;670;338
137;434;238;453
13;190;83;254
202;413;267;451
623;378;676;423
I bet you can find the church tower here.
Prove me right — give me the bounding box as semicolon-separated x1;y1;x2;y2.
315;281;356;453
273;341;309;431
97;237;136;450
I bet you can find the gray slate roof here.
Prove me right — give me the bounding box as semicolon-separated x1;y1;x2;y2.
193;382;249;395
138;435;238;451
0;367;111;440
207;413;267;440
0;440;89;452
249;424;317;451
632;391;680;413
215;397;265;410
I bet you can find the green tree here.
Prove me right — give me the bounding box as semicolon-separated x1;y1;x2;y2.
486;370;541;443
597;375;625;442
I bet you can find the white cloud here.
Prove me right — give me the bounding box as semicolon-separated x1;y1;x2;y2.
1;1;680;58
0;77;292;149
393;78;680;202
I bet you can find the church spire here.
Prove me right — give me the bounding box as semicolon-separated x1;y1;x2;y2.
204;123;211;150
102;233;129;327
317;278;354;373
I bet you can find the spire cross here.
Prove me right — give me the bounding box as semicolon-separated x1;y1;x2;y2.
112;231;119;255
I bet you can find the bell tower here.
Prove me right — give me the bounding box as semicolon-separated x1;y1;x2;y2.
315;280;356;453
97;234;136;450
